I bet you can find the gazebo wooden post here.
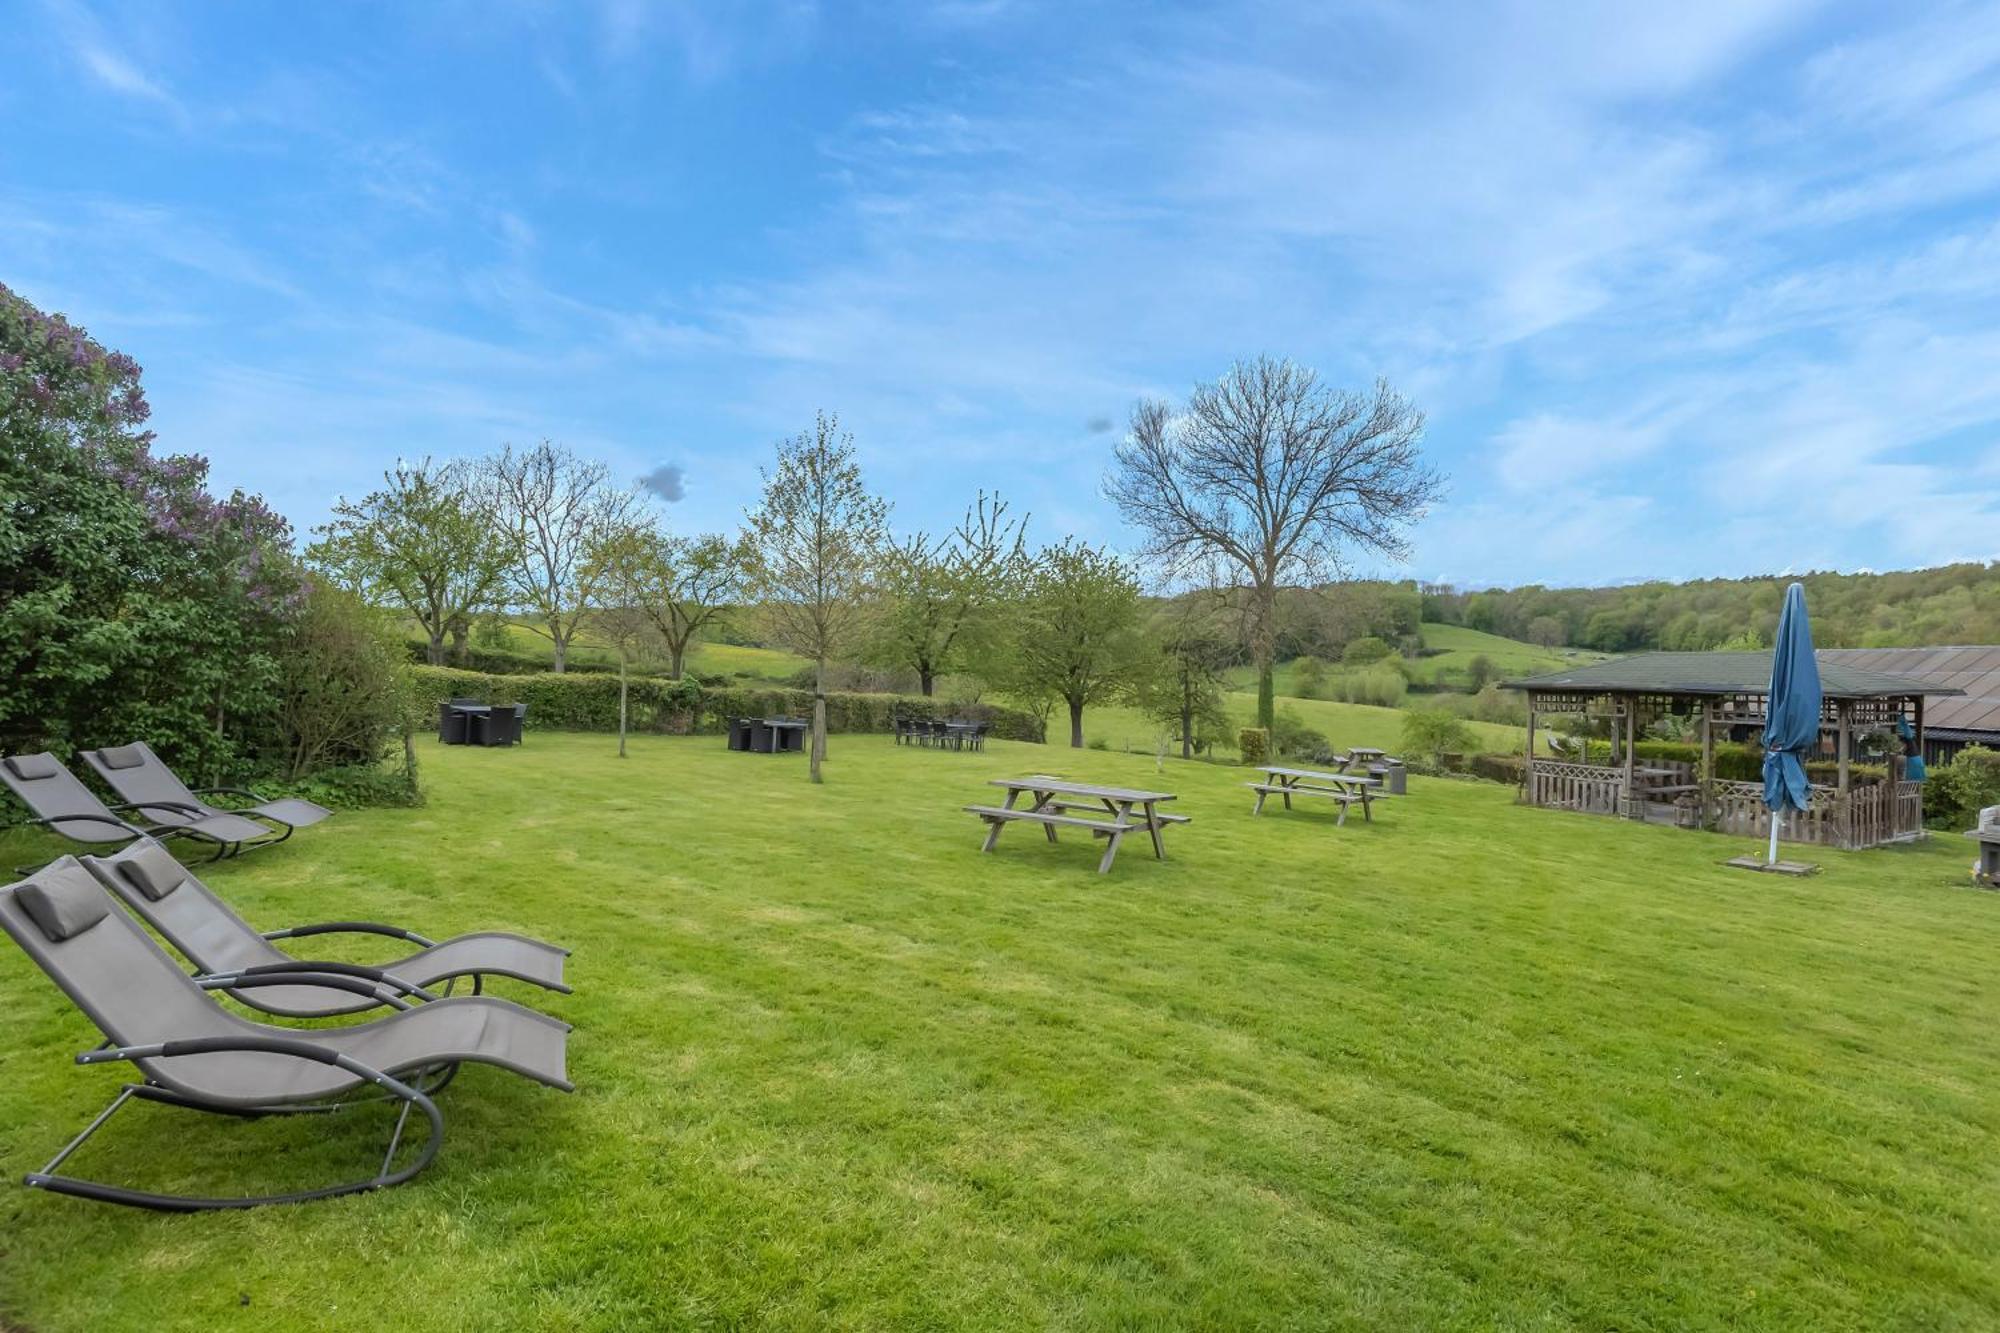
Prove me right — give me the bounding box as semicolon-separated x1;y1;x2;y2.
1836;700;1851;795
1622;695;1637;818
1915;695;1926;767
1524;704;1537;802
1699;700;1715;829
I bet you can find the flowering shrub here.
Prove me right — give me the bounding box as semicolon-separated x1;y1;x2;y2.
0;284;392;789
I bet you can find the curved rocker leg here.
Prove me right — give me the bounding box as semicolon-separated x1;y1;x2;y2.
22;1078;444;1213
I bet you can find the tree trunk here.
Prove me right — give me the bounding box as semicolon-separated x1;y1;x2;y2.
426;631;446;667
1180;698;1193;760
617;657;629;758
669;645;686;680
448;619;469;664
1068;697;1085;748
810;657;827;783
550;625;568;673
1253;583;1277;729
919;667;935;697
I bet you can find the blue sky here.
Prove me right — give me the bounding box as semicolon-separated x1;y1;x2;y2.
4;0;1998;589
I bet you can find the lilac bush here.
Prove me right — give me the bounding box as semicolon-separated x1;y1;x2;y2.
0;282;344;782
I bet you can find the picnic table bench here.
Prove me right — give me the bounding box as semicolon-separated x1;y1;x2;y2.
1248;765;1386;826
965;775;1189;874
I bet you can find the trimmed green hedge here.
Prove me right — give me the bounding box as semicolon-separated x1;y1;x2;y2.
408;666;1046;742
1468;753;1526;786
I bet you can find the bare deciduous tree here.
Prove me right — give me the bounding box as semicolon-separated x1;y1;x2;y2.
582;522;666;758
486;440;643;672
743;413;890;783
1106;357;1443;728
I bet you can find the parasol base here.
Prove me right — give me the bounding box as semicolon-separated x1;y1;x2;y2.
1725;856;1819;876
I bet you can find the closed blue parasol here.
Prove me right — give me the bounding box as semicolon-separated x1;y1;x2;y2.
1762;582;1822;863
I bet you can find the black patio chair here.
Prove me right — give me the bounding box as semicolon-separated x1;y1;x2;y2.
437;702;469;745
747;720;775;754
0;857;571;1212
471;706;521;747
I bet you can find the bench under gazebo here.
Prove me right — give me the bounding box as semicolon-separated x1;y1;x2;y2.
1504;652;1960;851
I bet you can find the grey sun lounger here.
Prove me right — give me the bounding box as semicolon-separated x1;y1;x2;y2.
1;752;272;864
81;839;572;1018
80;741;332;846
0;857;571;1212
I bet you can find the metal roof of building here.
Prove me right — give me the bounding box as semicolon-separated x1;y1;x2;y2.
1817;646;2000;735
1503;651;1964;699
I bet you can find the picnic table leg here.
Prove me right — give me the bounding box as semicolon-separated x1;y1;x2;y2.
981;787;1021;852
1252;787;1267;815
1034;789;1059;843
1097;828;1123;874
1140;800;1166;859
1361;791;1372;823
1281;778;1293;811
1335;799;1348;829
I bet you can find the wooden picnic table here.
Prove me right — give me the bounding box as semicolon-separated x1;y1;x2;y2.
964;775;1190;874
1328;747;1394;775
1248;765;1386;826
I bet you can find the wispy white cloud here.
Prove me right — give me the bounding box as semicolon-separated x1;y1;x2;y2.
4;0;1997;584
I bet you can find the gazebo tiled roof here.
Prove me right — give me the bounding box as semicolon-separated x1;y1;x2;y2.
1503;651;1962;700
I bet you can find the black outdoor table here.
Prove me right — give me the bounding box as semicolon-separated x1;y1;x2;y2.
733;718;807;754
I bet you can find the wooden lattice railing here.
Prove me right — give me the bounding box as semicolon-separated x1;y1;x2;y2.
1525;765;1925;850
1526;760;1623;816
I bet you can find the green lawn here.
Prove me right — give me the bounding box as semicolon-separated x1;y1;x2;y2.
1084;693;1524;757
2;734;1997;1329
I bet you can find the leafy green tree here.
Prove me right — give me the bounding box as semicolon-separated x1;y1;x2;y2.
1342;635;1394;666
1140;634;1234;759
307;457;514;666
743;412;891;782
875;491;1027;696
1401;708;1473;770
0;282;297;781
1292;655;1328;698
1465;653;1497;690
1006;538;1149;748
274;581;409;782
648;532;750;680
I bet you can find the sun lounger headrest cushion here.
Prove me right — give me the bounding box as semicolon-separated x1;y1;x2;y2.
116;853;186;901
95;745;148;771
4;754;61;782
14;876;110;942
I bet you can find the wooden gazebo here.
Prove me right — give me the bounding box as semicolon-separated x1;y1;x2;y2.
1504;652;1960;850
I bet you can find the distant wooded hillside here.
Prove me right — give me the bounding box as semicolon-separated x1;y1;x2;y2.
1421;562;2000;652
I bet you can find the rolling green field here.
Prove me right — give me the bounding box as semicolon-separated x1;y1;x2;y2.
2;734;1996;1329
413;618;809;682
1408;622;1606;682
1227;625;1602;695
1083;692;1524;758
